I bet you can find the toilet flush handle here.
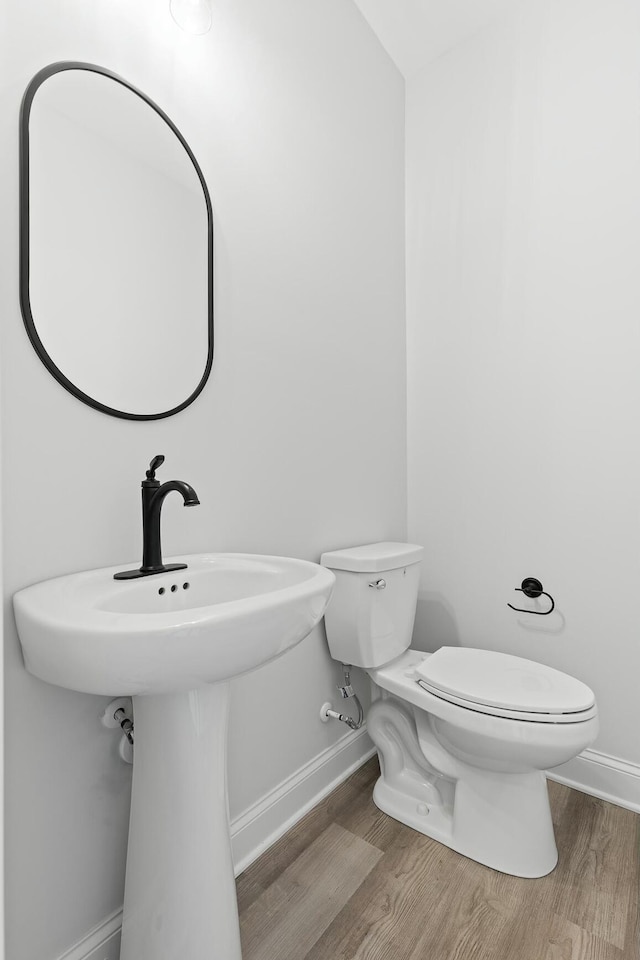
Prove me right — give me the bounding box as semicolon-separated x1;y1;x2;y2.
368;579;386;590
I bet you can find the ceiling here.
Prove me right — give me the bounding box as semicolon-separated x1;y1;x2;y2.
352;0;516;77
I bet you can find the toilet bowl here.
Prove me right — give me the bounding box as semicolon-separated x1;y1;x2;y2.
320;543;598;878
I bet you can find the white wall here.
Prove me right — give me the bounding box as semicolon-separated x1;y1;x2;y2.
352;0;516;77
407;0;640;801
0;2;406;957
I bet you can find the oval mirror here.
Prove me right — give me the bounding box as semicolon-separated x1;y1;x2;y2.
20;62;213;420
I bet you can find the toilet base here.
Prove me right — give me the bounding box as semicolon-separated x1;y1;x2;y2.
372;765;558;878
367;697;558;878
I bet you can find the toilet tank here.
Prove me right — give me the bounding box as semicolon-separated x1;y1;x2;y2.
320;542;423;668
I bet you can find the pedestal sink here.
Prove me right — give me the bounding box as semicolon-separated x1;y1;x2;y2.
14;553;335;960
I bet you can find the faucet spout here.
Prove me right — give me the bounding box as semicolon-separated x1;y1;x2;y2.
153;479;200;509
114;458;200;580
141;480;201;573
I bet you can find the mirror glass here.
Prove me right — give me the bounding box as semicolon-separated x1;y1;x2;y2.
21;63;213;420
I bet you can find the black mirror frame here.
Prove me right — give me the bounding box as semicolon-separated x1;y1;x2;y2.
19;61;214;421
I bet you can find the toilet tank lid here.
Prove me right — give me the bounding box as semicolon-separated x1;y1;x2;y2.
320;542;424;573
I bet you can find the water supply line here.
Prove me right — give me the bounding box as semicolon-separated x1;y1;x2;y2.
100;698;134;763
114;707;134;745
321;665;364;731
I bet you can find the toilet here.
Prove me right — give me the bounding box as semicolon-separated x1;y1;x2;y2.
320;542;598;878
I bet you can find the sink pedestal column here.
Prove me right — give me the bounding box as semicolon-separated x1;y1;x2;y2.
120;682;242;960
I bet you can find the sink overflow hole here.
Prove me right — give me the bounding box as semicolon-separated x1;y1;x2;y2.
158;587;165;595
171;584;178;593
183;582;190;590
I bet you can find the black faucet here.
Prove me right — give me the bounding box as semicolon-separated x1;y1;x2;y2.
114;455;200;581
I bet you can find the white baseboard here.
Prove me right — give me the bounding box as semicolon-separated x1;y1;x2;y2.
56;728;374;960
231;726;375;874
547;747;640;813
56;909;122;960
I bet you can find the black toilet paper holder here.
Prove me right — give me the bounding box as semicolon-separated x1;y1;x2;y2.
507;578;555;616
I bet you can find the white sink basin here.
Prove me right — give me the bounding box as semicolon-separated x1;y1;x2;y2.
14;553;335;696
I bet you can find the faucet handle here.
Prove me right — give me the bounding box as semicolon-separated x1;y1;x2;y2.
146;455;165;480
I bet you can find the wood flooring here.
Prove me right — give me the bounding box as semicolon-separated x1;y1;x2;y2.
237;758;640;960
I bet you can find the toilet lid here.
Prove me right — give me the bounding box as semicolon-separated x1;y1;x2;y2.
415;647;595;715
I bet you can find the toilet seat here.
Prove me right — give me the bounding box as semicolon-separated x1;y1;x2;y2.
415;680;597;723
415;647;596;724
